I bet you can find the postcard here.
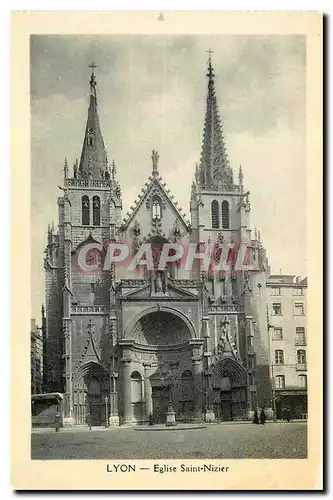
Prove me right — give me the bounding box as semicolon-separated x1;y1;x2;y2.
11;10;322;491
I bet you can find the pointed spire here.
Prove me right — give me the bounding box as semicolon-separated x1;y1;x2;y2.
199;52;233;189
63;156;68;181
112;159;117;180
78;63;108;180
195;162;200;184
238;164;243;190
191;180;197;200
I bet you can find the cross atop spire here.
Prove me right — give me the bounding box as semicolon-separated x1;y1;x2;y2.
89;62;97;73
206;49;214;79
89;62;97;97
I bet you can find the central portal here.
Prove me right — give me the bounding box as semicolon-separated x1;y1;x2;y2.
121;307;202;424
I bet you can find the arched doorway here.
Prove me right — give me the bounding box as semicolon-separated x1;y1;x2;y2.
212;357;247;421
123;308;196;424
73;361;109;426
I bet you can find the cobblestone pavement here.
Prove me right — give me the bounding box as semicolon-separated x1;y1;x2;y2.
31;422;307;460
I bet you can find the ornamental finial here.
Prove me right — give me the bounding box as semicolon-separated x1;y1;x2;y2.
64;156;68;181
152;149;160;176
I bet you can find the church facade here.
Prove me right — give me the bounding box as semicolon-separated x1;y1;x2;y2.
43;58;275;427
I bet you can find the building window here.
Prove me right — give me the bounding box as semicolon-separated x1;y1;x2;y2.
298;374;307;389
87;134;94;147
272;303;282;315
82;195;90;225
293;288;304;296
152;198;162;220
296;327;306;345
211;200;219;228
275;349;284;364
276;375;285;389
273;327;283;341
92;196;101;226
294;303;305;315
221;200;230;229
271;287;281;296
297;349;306;365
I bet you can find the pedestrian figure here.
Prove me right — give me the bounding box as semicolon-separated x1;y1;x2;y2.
260;408;266;425
253;408;259;424
86;412;92;430
285;408;291;423
148;413;154;426
55;412;61;432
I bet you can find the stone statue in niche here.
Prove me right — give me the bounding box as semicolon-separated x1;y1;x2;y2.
155;272;163;293
150;269;168;295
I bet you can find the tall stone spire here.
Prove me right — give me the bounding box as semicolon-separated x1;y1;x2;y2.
199;52;233;189
78;63;108;180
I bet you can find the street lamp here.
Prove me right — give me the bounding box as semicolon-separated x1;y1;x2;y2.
161;370;177;427
104;396;109;428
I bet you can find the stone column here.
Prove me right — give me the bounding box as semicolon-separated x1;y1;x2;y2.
143;363;153;419
192;357;203;421
109;371;119;427
121;358;132;425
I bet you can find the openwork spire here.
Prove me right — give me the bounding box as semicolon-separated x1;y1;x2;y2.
78;63;108;180
199;52;233;189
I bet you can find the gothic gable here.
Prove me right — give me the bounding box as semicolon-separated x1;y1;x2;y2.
121;169;190;243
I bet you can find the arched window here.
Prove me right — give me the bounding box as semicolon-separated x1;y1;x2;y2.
222;200;230;229
87;134;94;147
109;200;116;225
93;196;100;226
82;196;90;225
275;349;284;365
152;197;162;220
131;371;143;403
211;200;219;228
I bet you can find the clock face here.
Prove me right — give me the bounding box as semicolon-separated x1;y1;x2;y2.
88;126;95;134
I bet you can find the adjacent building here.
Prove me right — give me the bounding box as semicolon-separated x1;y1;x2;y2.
41;57;306;426
266;275;308;419
31;318;43;394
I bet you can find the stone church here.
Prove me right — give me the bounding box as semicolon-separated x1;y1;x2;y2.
44;57;272;426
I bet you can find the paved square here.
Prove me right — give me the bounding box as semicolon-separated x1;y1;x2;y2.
31;422;307;460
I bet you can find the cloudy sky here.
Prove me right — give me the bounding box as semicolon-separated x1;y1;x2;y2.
31;35;306;320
